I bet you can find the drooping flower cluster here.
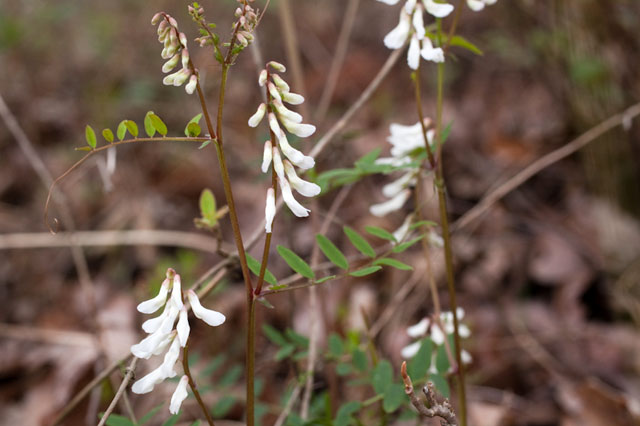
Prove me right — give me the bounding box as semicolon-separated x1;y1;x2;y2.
401;308;472;371
152;12;198;94
377;0;498;69
130;268;226;414
370;120;433;217
248;61;320;232
376;0;453;69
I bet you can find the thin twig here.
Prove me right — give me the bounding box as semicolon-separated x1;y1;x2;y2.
0;230;223;253
300;185;353;419
401;362;457;425
97;358;138;426
52;355;133;425
315;0;360;122
453;102;640;232
274;382;303;426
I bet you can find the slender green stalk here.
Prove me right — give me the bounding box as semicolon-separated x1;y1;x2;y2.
433;18;467;426
183;344;216;426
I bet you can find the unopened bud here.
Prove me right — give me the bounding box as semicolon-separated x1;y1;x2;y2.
179;32;188;47
151;12;163;25
185;74;198;95
258;69;268;87
181;48;190;68
267;61;286;72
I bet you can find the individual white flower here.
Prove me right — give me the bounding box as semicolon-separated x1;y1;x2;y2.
423;0;454;17
383;9;411;49
249;103;267;128
401;340;421;359
370;189;411;217
176;307;190;347
277;131;315;170
187;290;226;326
407;34;421;70
159;338;181;378
131;328;173;359
169;375;190;414
407;317;429;338
265;188;276;233
137;279;169;314
267;61;286;72
261;141;273;173
467;0;497;11
170;275;183;310
279;174;311;217
283;160;321;197
420;37;444;63
392;214;413;242
131;365;167;394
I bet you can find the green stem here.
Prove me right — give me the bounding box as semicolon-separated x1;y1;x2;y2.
433;18;467;426
183;344;216;426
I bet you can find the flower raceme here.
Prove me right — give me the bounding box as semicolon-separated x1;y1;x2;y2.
401;309;472;370
248;61;321;232
369;120;434;217
376;0;453;69
130;268;226;414
151;12;198;94
377;0;498;69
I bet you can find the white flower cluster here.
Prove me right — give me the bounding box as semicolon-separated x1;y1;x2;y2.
376;0;452;69
130;268;226;414
152;12;198;94
248;61;321;232
377;0;498;69
401;308;472;370
370;120;433;217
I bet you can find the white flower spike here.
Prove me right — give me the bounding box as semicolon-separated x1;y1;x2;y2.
251;62;320;228
131;268;226;414
377;0;452;68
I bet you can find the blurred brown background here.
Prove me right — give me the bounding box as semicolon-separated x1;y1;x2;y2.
1;0;639;425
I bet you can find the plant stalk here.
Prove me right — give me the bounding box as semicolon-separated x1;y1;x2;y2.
183;344;216;426
433;18;467;426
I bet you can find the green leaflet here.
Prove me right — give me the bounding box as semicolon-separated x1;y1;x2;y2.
344;226;375;258
316;234;348;270
277;245;314;280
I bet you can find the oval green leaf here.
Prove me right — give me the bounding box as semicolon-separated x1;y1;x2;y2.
199;188;217;224
144;112;156;137
373;258;413;271
102;128;114;143
117;120;127;140
124;120;138;138
349;265;381;277
85;125;96;149
246;253;278;286
149;113;167;136
392;235;424;253
316;234;348;270
343;226;375;258
365;226;396;242
277;245;314;280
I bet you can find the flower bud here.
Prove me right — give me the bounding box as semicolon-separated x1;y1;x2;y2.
281;91;304;105
258;69;268;87
185;74;198;94
169;376;189;414
265;188;276;233
261;140;273;173
162;54;180;73
272;74;290;93
151;12;163;25
267;61;286;72
248;103;267;128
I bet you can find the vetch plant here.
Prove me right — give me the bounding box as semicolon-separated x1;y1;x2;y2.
45;1;506;425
